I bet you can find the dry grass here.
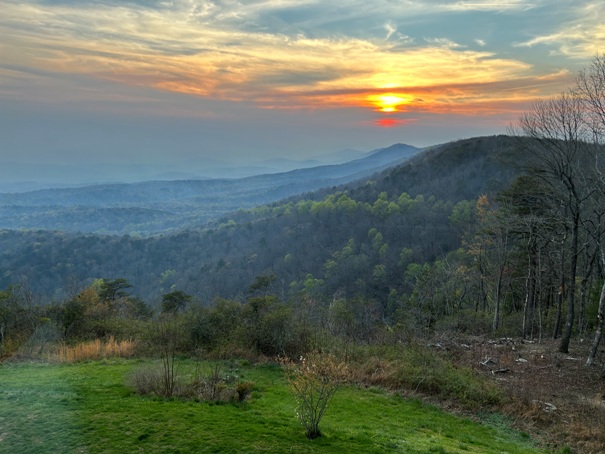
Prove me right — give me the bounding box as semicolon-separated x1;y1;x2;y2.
54;337;136;363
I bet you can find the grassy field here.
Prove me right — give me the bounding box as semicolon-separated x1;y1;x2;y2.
0;359;546;453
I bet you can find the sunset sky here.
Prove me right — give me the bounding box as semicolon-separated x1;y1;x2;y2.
1;0;604;174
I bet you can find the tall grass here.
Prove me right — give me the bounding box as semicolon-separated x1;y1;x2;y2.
54;337;136;363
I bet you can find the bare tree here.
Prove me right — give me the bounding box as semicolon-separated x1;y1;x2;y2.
576;53;605;142
575;54;605;369
513;92;596;353
148;314;184;397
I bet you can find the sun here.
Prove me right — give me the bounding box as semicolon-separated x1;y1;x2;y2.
368;93;410;112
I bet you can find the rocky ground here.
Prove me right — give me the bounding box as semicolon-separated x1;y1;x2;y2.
432;335;605;453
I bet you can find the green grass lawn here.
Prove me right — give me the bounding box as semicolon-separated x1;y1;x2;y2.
0;359;545;453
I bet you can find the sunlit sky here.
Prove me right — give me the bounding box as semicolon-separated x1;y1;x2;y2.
1;0;604;173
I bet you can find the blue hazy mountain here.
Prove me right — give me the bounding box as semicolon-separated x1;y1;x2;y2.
0;143;420;235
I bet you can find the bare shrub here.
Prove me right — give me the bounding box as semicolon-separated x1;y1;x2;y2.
191;361;229;401
128;365;164;395
129;360;255;403
145;315;184;397
282;352;348;439
20;321;61;357
189;361;252;403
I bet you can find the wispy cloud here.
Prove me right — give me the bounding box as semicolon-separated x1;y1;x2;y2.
0;0;588;123
441;1;539;12
513;2;605;58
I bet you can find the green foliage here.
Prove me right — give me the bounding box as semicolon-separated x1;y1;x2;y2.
188;298;243;351
449;199;475;228
235;380;255;402
0;286;27;355
160;290;192;314
49;280;150;342
98;278;132;302
248;274;277;296
0;136;530;310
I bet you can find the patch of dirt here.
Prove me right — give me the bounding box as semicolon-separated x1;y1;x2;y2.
433;335;605;453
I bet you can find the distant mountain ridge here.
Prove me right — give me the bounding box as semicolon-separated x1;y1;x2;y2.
0;145;396;192
0;142;421;235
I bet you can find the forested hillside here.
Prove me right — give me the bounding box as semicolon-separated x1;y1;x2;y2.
0;135;524;308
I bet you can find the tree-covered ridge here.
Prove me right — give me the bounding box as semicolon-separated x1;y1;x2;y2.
0;189;455;303
0;135;525;305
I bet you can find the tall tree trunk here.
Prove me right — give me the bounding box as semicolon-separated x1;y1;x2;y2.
578;248;596;338
578;275;589;337
587;251;605;366
560;217;579;354
537;249;543;342
523;259;536;339
492;266;504;334
523;282;529;339
587;281;605;366
553;280;564;340
553;243;566;340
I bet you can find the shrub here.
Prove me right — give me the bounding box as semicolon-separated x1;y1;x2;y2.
145;315;185;397
191;361;232;402
129;360;254;404
235;381;255;403
128;365;164;395
282;352;348;439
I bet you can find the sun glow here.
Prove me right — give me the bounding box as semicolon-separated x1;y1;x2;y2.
368;93;410;112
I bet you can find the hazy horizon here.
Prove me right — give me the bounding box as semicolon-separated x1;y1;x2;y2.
0;140;399;190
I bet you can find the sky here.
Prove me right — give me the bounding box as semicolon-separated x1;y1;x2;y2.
1;0;604;179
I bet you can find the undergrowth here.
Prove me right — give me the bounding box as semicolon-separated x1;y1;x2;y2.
342;343;504;409
128;359;256;403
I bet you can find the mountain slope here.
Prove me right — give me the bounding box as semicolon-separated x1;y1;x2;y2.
0;135;524;303
301;135;522;204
